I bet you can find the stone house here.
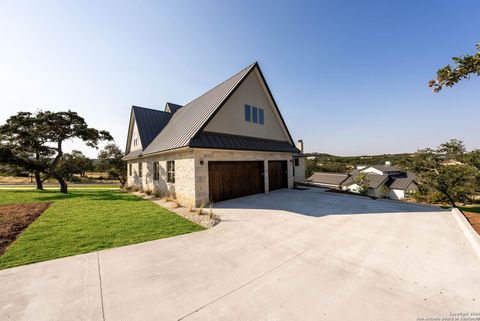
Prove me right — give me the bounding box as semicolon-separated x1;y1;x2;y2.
123;63;305;206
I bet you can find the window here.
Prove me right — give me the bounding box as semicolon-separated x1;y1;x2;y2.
153;162;159;181
294;158;299;166
258;109;264;124
252;106;258;123
138;162;143;178
244;105;251;122
245;104;264;125
167;161;175;183
129;163;132;176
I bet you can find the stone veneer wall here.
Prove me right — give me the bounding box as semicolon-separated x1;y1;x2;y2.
126;149;196;206
193;149;295;206
293;157;306;183
127;149;303;207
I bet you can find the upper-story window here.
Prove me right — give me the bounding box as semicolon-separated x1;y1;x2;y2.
244;104;264;125
133;138;139;146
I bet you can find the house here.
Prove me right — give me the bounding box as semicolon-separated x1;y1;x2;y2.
123;62;305;206
307;162;418;200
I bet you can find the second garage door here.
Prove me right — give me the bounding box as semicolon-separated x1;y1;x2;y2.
208;161;264;202
268;161;288;191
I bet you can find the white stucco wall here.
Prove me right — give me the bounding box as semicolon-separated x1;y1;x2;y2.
129;121;142;152
204;69;291;142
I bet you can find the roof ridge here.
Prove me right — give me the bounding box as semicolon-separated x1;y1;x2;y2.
181;63;256;110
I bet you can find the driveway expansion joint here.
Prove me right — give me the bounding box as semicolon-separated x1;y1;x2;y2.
176;247;310;320
96;252;106;321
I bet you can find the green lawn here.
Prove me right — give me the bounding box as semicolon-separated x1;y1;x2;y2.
0;190;204;269
460;205;480;214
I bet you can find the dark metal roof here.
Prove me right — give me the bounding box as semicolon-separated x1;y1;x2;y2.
342;172;389;189
165;102;183;114
388;177;416;190
190;132;300;153
132;106;172;150
307;172;349;185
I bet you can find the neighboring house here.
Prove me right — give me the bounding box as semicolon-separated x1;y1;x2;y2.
306;172;349;189
123;62;305;206
308;162;418;200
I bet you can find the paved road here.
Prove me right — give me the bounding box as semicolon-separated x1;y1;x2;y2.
1;188;479;320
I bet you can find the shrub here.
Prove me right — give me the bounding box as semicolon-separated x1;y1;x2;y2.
145;189;152;195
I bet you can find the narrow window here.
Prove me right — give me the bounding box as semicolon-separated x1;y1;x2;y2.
252;106;258;123
294;158;299;166
129;163;132;176
138;162;143;178
244;105;251;122
167;161;175;183
153;162;159;180
258;108;264;125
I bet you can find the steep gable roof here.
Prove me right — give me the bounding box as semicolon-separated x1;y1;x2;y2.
142;62;297;155
164;102;183;114
126;106;172;153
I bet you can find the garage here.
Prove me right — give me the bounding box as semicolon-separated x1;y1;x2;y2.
208;161;265;202
268;160;288;191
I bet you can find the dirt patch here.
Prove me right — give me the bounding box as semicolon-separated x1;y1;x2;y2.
464;211;480;236
0;202;51;255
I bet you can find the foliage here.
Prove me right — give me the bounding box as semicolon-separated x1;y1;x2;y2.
97;144;127;186
429;43;480;92
0;111;112;193
354;172;370;195
0;112;53;189
0;190;204;269
57;150;94;181
399;139;479;207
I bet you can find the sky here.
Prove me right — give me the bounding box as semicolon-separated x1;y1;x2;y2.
0;0;479;157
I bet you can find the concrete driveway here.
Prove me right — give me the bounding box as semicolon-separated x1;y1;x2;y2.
1;188;479;320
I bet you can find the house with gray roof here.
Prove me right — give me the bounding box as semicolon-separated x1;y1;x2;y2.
123;63;305;206
307;162;418;200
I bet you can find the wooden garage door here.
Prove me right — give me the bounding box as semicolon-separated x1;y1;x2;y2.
268;161;288;191
208;161;264;202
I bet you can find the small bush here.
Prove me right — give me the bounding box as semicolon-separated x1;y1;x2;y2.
145;189;152;195
132;186;140;192
188;205;196;212
154;190;162;198
198;202;205;215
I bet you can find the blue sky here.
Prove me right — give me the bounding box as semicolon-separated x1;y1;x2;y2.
0;0;479;157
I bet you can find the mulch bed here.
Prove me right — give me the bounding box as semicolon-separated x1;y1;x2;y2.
0;202;51;255
464;211;480;236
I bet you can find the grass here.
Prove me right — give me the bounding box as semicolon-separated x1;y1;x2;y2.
460;205;480;214
0;190;204;269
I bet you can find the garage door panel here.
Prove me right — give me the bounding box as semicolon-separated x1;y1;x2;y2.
268;161;288;191
209;161;264;202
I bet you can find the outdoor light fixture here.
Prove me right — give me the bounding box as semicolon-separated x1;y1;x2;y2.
200;160;204;165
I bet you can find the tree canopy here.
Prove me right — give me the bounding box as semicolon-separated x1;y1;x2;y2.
399;139;479;207
97;144;127;187
429;43;480;92
0;110;112;193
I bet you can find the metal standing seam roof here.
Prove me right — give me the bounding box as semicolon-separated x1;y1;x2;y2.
131;106;172;151
190;131;300;153
342;172;390;189
143;63;257;155
165;102;183;114
388;177;415;190
307;172;350;185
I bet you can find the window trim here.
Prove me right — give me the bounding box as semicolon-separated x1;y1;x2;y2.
167;160;175;183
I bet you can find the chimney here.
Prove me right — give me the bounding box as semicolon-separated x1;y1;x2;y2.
385;161;391;166
296;140;304;153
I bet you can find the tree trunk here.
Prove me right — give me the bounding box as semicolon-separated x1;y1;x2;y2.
443;191;457;208
34;171;43;190
54;174;68;193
